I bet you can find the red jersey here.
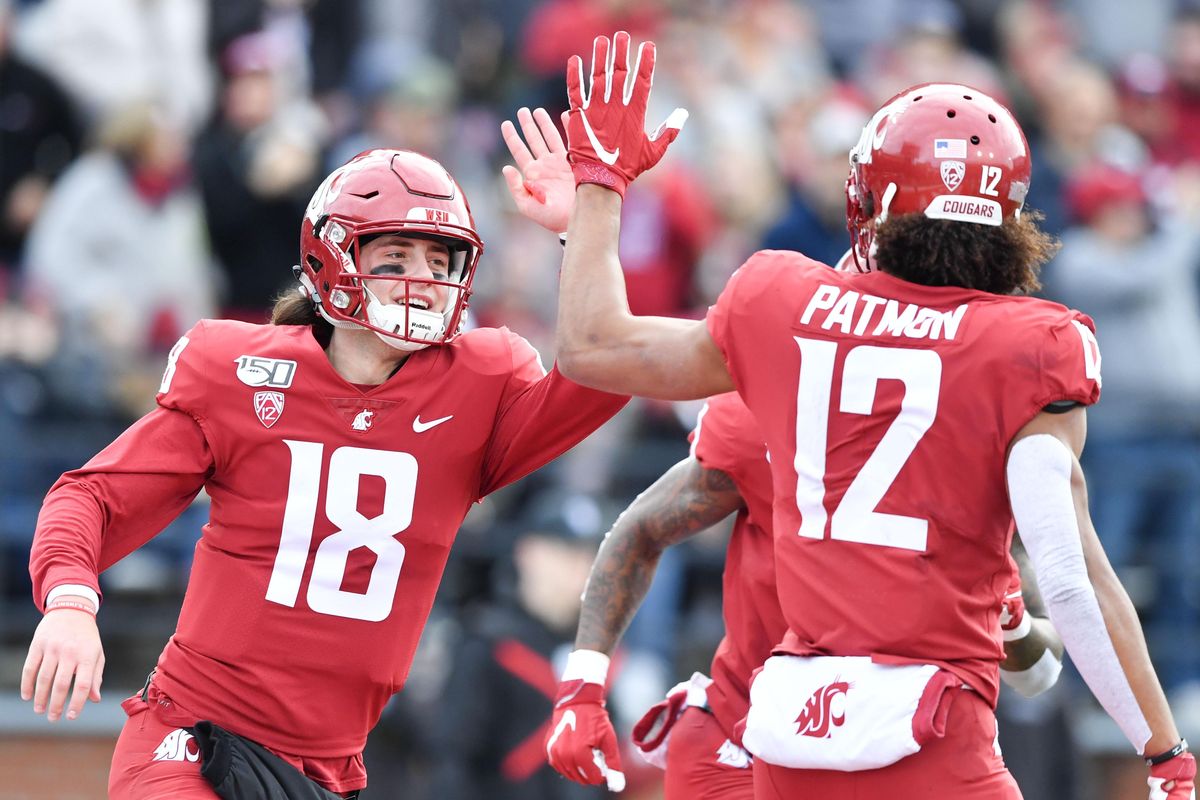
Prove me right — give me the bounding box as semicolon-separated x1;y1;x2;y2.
706;253;1100;705
689;392;786;743
30;320;626;763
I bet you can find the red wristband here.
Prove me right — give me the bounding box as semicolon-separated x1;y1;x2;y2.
45;600;97;616
571;162;628;198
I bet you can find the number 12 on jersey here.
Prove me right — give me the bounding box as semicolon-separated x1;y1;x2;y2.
793;337;941;552
266;440;417;622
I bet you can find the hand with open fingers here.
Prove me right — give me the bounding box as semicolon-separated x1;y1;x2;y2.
1149;751;1196;799
565;30;687;198
501;107;576;233
546;679;626;792
21;600;104;721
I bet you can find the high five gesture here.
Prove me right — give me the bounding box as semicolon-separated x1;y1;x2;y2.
565;31;687;198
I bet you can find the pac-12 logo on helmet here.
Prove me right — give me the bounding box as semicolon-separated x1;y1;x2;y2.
297;150;485;352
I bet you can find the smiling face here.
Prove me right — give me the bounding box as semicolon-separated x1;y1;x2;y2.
358;234;453;313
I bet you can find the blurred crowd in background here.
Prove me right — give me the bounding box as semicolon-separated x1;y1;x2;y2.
0;0;1198;798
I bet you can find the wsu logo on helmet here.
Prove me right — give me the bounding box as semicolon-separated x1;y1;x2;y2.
795;679;851;739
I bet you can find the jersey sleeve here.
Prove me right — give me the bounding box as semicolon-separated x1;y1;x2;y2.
1004;552;1022;596
1036;310;1102;408
29;406;214;610
478;330;629;496
690;393;748;475
705;252;798;395
156;321;210;421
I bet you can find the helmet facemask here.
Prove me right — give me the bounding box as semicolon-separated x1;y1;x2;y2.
311;217;479;352
298;149;485;352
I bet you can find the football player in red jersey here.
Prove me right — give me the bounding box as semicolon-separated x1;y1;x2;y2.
501;115;1064;799
545;31;1195;800
552;390;1065;800
20;148;628;799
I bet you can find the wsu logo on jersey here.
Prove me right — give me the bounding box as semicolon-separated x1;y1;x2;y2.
152;728;200;762
940;160;965;192
254;391;285;428
351;409;375;431
795;679;851;739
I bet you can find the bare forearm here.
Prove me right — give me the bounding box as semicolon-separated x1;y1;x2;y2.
558;186;732;400
1002;617;1063;672
559;185;627;368
1091;560;1180;753
575;458;741;653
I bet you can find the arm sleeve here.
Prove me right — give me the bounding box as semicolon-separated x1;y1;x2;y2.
30;322;216;610
478;332;628;497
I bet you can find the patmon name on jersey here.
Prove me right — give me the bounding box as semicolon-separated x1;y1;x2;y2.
799;284;970;341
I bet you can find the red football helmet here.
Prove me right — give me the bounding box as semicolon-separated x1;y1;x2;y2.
845;83;1031;271
298;149;484;350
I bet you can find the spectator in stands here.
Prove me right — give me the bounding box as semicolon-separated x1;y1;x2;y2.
1024;59;1145;234
0;0;82;279
761;90;868;266
427;492;608;800
192;31;326;318
1043;163;1200;712
23;101;216;420
10;0;211;132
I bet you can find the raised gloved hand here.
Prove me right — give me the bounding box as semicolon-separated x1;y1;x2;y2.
545;650;625;791
564;30;687;198
1148;748;1195;800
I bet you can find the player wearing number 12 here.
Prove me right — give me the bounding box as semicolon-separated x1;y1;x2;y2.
547;31;1194;800
22;149;627;799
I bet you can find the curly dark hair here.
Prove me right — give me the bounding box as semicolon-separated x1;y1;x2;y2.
872;211;1059;295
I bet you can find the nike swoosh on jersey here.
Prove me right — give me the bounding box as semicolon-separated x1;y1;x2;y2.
412;414;454;433
580;111;620;166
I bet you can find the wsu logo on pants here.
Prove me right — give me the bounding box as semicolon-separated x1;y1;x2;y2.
152;728;201;762
795;680;851;739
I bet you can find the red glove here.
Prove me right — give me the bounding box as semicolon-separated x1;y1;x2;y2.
1000;590;1030;641
1148;750;1195;799
565;30;687;198
546;679;626;791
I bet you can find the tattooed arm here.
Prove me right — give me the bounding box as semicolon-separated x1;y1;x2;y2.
576;456;744;654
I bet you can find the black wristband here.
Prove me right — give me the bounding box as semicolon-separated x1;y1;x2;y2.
1146;739;1189;766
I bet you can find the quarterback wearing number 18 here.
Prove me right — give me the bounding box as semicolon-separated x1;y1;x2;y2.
23;149;627;799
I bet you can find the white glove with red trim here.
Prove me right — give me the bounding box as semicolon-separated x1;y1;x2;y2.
565;31;687;198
